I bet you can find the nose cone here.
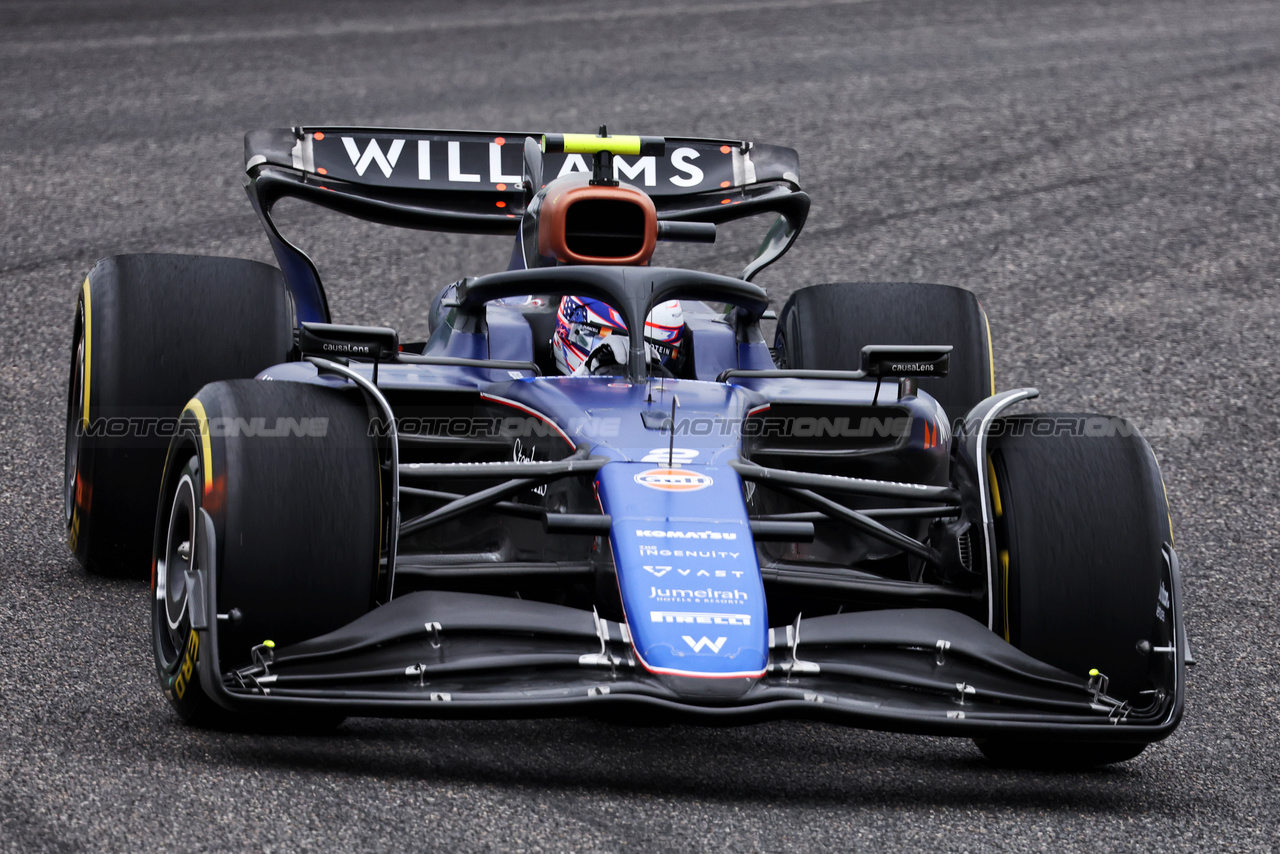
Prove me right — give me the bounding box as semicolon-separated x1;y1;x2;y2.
596;462;768;691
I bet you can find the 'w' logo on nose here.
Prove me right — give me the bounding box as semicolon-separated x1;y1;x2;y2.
682;635;727;653
341;137;405;178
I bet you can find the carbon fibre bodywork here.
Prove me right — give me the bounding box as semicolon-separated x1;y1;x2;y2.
170;126;1185;742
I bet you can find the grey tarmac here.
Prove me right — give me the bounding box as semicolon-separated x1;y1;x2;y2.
1;0;1277;850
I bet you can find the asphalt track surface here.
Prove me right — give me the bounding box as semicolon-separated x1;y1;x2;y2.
2;0;1278;850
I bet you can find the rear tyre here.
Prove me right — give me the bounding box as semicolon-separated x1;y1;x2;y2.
976;413;1174;768
773;282;994;419
66;255;294;577
152;379;381;728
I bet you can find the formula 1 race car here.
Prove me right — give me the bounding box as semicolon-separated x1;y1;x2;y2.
64;126;1188;767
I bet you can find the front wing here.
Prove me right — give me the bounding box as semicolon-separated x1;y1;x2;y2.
190;533;1187;741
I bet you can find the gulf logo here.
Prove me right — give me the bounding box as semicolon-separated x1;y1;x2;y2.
634;468;713;492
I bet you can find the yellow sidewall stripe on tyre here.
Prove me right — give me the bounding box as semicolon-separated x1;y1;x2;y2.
182;397;213;495
988;456;1008;640
81;277;92;429
999;549;1011;642
986;456;1002;518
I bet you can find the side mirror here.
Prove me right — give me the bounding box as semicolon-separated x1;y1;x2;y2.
860;345;952;378
298;322;399;361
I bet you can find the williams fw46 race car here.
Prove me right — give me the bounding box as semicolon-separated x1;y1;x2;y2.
64;126;1189;767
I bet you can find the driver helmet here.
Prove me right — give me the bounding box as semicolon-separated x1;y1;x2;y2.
552;296;685;376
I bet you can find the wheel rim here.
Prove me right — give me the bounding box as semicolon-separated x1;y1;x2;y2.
64;304;85;527
155;464;198;667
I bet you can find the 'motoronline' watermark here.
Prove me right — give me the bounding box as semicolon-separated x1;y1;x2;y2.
367;415;621;439
980;415;1205;439
72;412;1206;442
76;416;329;439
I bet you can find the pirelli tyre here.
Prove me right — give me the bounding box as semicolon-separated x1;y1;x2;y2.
773;282;994;420
65;255;294;577
152;379;380;727
976;413;1175;768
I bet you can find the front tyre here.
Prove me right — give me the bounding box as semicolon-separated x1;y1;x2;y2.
975;413;1175;768
151;379;381;727
974;739;1147;770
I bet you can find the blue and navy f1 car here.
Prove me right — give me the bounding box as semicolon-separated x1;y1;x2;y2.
64;126;1188;767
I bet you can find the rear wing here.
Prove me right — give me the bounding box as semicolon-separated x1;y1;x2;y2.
244;126;810;323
